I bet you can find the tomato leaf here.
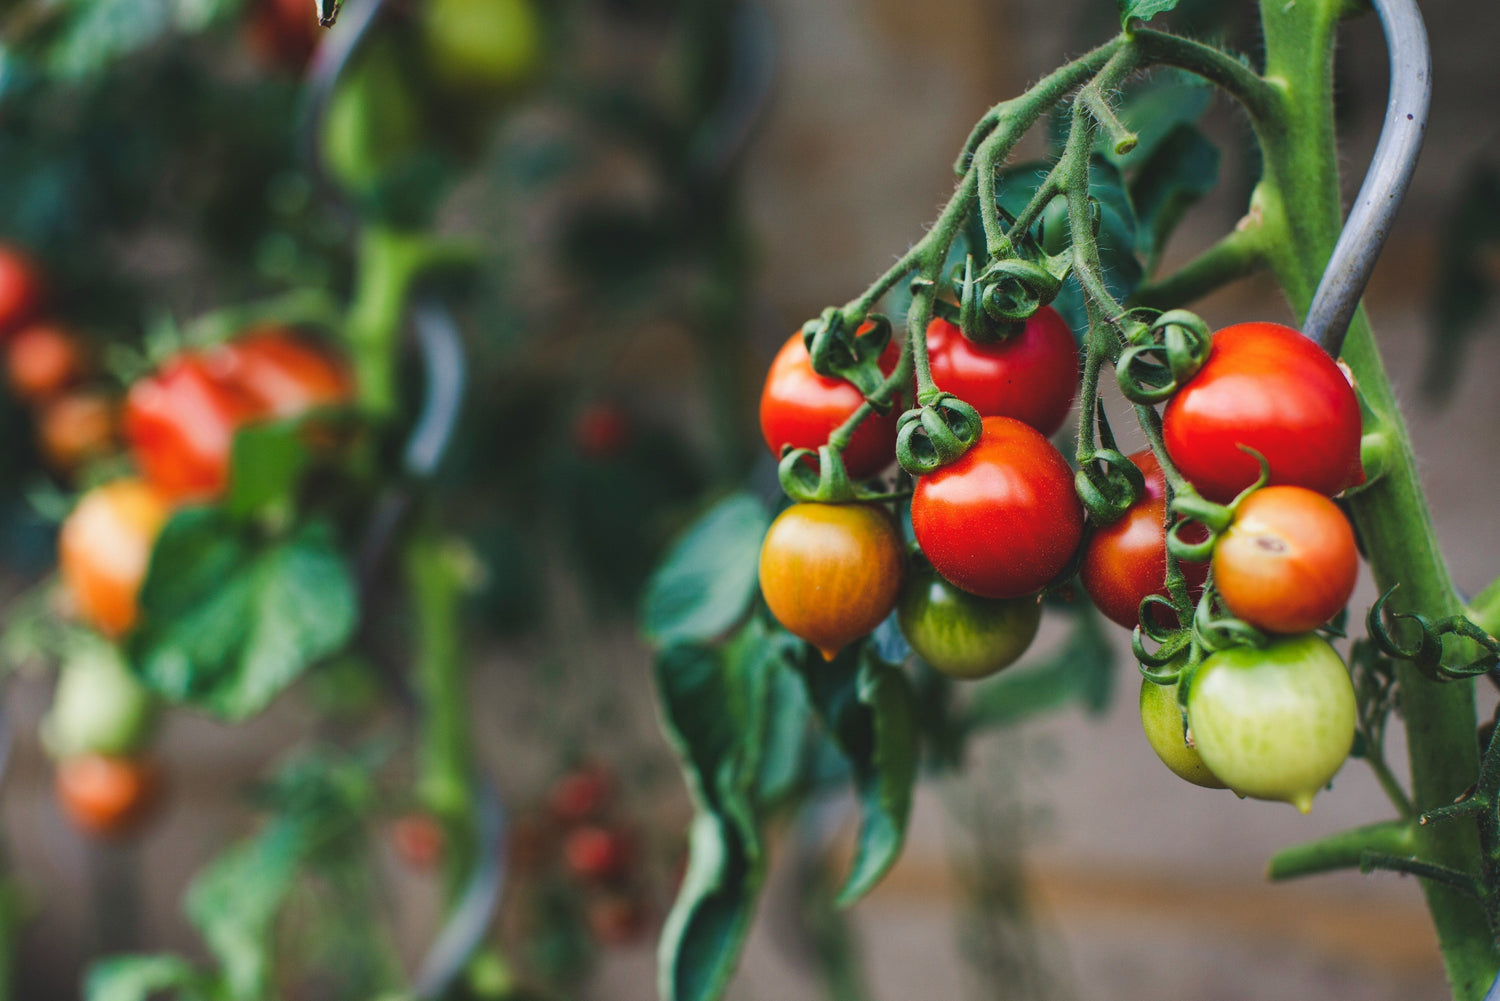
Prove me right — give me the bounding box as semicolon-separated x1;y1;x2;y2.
44;0;241;79
1129;123;1221;271
1117;0;1181;28
84;955;216;1001
130;510;357;720
224;420;311;521
641;493;770;647
792;647;918;906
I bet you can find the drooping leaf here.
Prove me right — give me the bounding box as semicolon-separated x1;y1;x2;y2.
791;647;918;906
1129;124;1221;270
641;493;770;646
1118;0;1181;29
84;954;215;1001
130;511;357;720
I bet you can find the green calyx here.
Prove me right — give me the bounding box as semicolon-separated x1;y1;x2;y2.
895;395;983;476
800;307;895;402
954;250;1067;346
1115;309;1213;405
1075;447;1147;525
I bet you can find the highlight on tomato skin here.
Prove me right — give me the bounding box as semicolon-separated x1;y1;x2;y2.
1213;485;1360;634
758;329;901;480
758;501;905;660
924;308;1079;436
205;328;353;419
910;416;1084;600
1162;322;1363;502
58;478;171;638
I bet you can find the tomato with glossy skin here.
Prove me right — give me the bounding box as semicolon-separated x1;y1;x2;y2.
924;309;1078;436
124;354;265;501
1080;450;1209;630
1187;634;1356;812
759;330;901;479
59;479;170;637
208;328;352;418
1163;322;1362;502
759;502;904;659
55;754;160;838
1214;485;1358;633
41;641;156;759
911;416;1083;599
1139;676;1225;789
564;825;633;882
897;555;1040;679
0;246;42;339
38;391;116;474
6;322;83;403
421;0;542;95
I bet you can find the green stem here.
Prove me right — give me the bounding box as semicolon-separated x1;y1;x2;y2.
1128;223;1267;310
1252;0;1498;993
405;529;476;900
1129;28;1280;123
1267;818;1417;880
1467;578;1500;638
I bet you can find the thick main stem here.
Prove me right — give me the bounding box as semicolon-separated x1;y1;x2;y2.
1254;1;1496;994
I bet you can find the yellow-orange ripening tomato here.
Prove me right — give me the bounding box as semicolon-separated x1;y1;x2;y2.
1213;486;1358;634
6;322;84;404
55;754;161;839
38;391;117;475
759;502;904;660
59;479;170;637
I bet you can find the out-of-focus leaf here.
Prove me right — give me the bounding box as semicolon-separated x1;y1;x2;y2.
1425;165;1500;399
46;0;241;79
792;648;917;906
961;608;1115;731
224;420;310;520
641;493;769;646
1130;124;1221;271
1118;0;1181;28
130;511;357;719
755;655;812;808
84;955;214;1001
1108;71;1213;171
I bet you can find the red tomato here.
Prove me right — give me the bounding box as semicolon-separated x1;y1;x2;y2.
572;403;631;459
124;354;266;501
38;391;117;474
0;246;43;339
564;825;633;883
1213;485;1359;633
911;416;1083;599
1162;322;1361;502
759;329;900;479
6;322;84;404
391;813;446;871
55;754;160;839
548;763;613;824
59;479;170;637
1079;450;1209;630
208;328;352;418
246;0;320;70
924;310;1078;436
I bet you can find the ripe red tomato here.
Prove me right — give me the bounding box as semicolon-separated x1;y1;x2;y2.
548;763;613;824
1213;485;1359;633
59;479;170;637
55;754;160;838
759;330;900;479
1163;322;1361;502
0;246;43;339
391;813;446;871
1080;450;1209;630
911;416;1083;599
759;502;905;659
124;353;265;501
924;309;1078;436
6;322;83;404
38;391;117;474
564;825;633;883
207;328;352;418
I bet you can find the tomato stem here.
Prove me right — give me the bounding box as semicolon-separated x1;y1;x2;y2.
1266;818;1417;880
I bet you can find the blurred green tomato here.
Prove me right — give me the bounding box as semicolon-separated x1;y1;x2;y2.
320;38;422;195
1139;675;1225;790
41;638;156;759
421;0;542;95
896;557;1040;679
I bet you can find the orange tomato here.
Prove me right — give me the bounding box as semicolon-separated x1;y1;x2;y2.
59;479;170;637
38;391;117;474
55;754;160;838
6;322;83;403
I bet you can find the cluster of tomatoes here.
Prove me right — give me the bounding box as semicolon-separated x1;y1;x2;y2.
0;242;355;838
759;309;1367;812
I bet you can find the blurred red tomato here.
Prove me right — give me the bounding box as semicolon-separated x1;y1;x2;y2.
246;0;320;70
39;391;117;474
573;403;632;459
391;813;446;871
7;322;84;404
564;825;633;882
124;354;265;501
0;246;43;339
548;763;613;824
208;328;352;418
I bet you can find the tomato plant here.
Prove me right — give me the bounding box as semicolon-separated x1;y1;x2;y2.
55;754;160;839
58;479;169;638
911;416;1083;600
759;502;904;659
1214;485;1360;633
896;554;1041;679
1163;322;1363;502
1138;676;1224;790
924;309;1078;436
759;330;901;479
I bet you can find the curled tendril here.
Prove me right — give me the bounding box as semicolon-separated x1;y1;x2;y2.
1075;448;1146;524
1192;591;1269;653
955;255;1065;344
1366;586;1500;682
777;445;856;503
1164;492;1232;564
1115;310;1214;405
895;395;983;476
1132;596;1194;674
800;307;894;401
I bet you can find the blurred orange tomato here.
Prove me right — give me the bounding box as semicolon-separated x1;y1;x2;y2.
59;479;170;637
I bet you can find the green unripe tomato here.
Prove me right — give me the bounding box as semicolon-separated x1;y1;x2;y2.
421;0;542;96
1139;676;1225;790
320;38;422;196
41;639;156;759
1186;634;1356;813
897;557;1040;679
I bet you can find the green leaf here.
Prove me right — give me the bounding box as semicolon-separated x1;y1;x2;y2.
85;955;214;1001
1118;0;1181;28
130;512;357;720
224;421;311;520
792;648;918;906
640;493;770;647
1129;124;1220;270
45;0;240;79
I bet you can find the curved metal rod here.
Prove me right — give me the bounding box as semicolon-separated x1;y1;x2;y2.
1302;0;1430;355
405;298;469;478
412;776;507;1000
